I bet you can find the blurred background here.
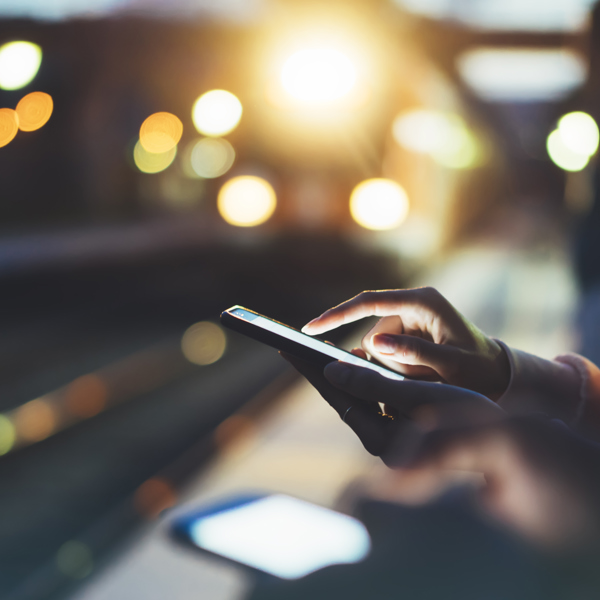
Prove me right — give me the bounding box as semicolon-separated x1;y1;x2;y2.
1;0;600;598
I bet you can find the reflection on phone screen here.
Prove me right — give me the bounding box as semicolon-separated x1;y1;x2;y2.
187;495;371;579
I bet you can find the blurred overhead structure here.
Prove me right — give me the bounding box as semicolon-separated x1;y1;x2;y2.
456;47;587;102
0;0;264;22
396;0;598;32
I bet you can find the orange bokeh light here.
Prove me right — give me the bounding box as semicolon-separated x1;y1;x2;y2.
14;398;56;443
134;477;177;519
16;91;53;132
65;375;107;419
214;414;256;449
139;112;183;154
0;108;18;147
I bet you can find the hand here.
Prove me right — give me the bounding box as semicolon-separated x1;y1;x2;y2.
282;353;503;467
302;288;510;401
402;416;600;552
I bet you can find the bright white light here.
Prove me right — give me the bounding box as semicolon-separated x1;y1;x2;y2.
457;48;587;102
0;41;42;91
191;495;371;579
218;176;276;227
558;112;599;157
281;48;357;105
192;90;242;137
547;129;590;172
350;179;409;231
395;0;595;32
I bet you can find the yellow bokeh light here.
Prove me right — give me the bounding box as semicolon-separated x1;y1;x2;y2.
16;91;53;132
14;398;56;443
133;140;177;174
547;129;589;172
0;108;19;148
188;137;235;179
192;90;242;137
350;179;409;231
218;176;277;227
281;48;357;106
181;322;227;365
139;112;183;154
393;109;479;170
557;111;599;157
0;41;42;91
0;415;16;455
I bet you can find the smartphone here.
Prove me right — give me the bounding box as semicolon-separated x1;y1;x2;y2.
172;493;371;579
220;306;404;381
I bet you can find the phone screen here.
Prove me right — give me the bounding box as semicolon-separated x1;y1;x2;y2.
177;494;371;579
230;308;404;381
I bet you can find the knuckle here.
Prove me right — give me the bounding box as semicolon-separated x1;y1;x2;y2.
420;286;443;305
399;336;420;361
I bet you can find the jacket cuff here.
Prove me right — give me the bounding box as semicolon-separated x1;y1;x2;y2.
495;340;583;424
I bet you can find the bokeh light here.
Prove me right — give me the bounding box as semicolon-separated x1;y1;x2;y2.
139;112;183;154
393;109;479;169
281;48;357;106
65;375;107;419
557;111;599;157
0;415;16;455
188;137;235;179
14;398;56;443
15;91;53;132
214;414;256;450
181;321;227;365
134;477;177;519
0;41;42;91
0;108;19;148
547;129;590;172
55;541;94;579
392;109;453;154
192;90;242;137
350;179;409;231
218;176;277;227
133;140;177;174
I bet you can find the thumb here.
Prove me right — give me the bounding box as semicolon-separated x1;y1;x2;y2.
371;333;459;377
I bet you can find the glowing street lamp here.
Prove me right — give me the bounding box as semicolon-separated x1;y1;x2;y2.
0;41;42;91
192;90;242;137
218;176;276;227
350;179;409;231
547;111;599;172
280;48;357;106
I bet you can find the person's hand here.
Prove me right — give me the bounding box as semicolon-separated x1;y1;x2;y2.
282;353;504;467
302;288;510;401
400;416;600;552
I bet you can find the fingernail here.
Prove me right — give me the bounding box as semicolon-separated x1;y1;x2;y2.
324;362;351;385
373;334;396;354
301;319;318;333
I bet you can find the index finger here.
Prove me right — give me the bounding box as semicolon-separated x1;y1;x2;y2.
301;288;441;335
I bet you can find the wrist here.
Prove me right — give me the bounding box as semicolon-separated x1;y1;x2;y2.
484;340;511;402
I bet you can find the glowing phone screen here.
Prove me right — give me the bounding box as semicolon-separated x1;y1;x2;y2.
231;308;404;381
189;495;371;579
